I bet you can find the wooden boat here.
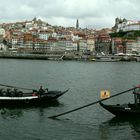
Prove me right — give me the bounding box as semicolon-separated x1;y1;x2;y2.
0;88;69;107
99;87;140;117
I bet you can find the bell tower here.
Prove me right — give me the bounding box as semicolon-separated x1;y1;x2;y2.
76;19;79;29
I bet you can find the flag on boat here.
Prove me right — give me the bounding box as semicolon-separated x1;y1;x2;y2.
100;90;110;99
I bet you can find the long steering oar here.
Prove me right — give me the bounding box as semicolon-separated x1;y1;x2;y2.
0;83;33;90
48;86;139;119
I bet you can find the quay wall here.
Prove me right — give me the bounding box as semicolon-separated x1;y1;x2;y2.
0;52;139;62
0;52;63;60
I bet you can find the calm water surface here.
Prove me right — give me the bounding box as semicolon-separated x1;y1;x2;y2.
0;59;140;140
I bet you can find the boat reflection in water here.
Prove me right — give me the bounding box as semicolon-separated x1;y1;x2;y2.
99;117;140;140
0;100;62;119
1;108;23;119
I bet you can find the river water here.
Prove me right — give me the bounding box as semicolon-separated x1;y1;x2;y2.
0;59;140;140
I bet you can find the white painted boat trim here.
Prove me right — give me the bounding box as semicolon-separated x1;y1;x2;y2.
0;96;38;100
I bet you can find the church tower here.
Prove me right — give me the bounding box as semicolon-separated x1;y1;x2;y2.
76;19;79;29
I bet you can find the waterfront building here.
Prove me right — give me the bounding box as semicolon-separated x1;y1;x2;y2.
95;32;111;54
65;40;77;52
87;37;95;52
73;31;85;42
79;38;87;52
55;30;63;39
111;38;124;54
125;39;140;55
125;40;137;54
111;38;140;55
72;41;78;52
4;30;11;44
33;38;48;53
0;43;6;51
61;30;72;41
23;33;34;47
52;32;57;38
46;38;78;53
137;38;140;54
56;38;68;52
71;33;79;41
39;30;53;40
0;28;5;37
11;36;18;45
47;38;58;52
0;34;7;51
0;35;3;43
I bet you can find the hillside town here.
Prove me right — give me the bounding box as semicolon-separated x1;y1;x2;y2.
0;17;140;60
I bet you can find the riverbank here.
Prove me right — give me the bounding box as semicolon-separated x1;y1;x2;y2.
0;52;140;62
0;52;62;60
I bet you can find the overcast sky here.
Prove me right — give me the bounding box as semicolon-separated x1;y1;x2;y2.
0;0;140;29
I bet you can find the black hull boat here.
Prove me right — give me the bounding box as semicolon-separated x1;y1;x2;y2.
0;89;69;108
99;102;140;117
99;87;140;118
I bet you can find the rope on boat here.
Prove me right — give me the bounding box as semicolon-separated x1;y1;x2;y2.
0;83;33;90
48;86;138;119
